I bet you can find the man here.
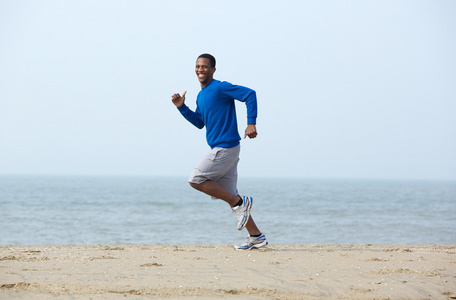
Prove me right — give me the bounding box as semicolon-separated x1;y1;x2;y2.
171;53;268;250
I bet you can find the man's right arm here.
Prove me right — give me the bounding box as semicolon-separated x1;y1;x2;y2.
171;91;205;129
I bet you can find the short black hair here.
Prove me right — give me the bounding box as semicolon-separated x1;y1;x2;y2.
197;53;216;68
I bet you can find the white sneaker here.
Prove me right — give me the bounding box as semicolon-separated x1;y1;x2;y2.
232;196;252;230
235;234;268;250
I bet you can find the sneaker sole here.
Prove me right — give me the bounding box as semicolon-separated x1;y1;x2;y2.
234;240;268;251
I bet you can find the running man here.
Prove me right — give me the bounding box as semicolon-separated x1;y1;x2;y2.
171;53;268;250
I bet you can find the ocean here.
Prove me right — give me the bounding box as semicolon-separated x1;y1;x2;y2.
0;175;455;246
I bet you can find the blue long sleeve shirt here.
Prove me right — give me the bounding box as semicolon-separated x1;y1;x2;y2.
177;79;257;149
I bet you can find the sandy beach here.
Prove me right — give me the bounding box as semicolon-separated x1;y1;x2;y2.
1;244;455;299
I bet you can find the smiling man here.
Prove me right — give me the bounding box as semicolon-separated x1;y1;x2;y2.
171;53;268;250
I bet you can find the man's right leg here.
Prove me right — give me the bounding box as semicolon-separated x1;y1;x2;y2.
234;216;268;250
244;215;261;236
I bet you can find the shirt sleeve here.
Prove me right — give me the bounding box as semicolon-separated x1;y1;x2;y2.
220;81;258;125
177;104;205;129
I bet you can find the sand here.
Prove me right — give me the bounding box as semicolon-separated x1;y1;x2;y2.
0;244;455;299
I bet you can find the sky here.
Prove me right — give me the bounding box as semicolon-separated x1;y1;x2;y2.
1;0;455;180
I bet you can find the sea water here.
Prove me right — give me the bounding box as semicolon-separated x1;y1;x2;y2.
0;175;455;245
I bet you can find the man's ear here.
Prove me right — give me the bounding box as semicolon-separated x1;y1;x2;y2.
212;67;216;74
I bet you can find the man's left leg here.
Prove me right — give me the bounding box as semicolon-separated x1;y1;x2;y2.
189;180;240;207
190;180;252;231
188;145;251;230
190;172;268;249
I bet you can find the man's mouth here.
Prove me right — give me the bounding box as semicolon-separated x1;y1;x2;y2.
198;74;205;79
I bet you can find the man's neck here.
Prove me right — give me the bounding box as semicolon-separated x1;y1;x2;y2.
200;78;214;89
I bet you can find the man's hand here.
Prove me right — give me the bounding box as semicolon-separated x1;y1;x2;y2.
244;124;258;139
171;91;187;107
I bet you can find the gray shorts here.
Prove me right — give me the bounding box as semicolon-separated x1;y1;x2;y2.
188;145;240;199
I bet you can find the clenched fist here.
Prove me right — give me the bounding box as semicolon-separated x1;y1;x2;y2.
244;124;258;139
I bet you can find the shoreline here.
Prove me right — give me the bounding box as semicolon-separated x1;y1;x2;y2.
1;244;455;299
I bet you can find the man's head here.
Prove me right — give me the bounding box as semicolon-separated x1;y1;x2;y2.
196;53;216;87
197;53;216;68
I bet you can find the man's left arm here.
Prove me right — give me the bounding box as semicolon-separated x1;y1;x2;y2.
239;87;258;139
221;82;258;139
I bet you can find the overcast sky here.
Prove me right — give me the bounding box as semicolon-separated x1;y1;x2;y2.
1;0;455;180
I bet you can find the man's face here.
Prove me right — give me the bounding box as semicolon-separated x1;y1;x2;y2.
195;57;215;86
